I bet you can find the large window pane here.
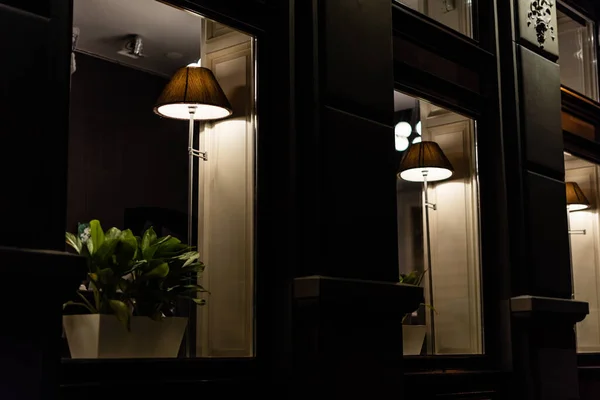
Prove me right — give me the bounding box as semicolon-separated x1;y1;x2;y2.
565;153;600;353
557;2;599;100
394;0;473;38
64;0;255;359
395;91;483;356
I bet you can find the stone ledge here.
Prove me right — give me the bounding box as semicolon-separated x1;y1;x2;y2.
510;295;589;323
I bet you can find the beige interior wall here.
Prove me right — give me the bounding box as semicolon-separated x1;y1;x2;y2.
196;21;254;357
565;156;600;353
420;102;482;354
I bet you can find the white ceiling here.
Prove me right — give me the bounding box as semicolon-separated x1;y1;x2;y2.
394;90;416;111
73;0;203;77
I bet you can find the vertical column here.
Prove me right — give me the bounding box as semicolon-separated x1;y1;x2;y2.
0;1;71;250
0;1;86;399
504;1;589;398
292;0;422;396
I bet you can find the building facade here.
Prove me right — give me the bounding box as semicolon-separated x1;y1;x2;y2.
1;0;600;399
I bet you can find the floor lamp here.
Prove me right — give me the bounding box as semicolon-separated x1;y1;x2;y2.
154;64;232;356
398;141;454;354
154;64;232;247
566;181;590;301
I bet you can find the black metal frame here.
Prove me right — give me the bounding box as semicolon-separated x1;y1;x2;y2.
392;0;511;389
60;0;294;392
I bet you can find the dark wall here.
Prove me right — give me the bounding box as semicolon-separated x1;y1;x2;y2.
67;53;187;233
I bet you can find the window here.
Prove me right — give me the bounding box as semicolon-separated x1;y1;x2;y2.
557;2;599;100
395;91;483;356
64;0;256;359
394;0;473;38
565;153;600;353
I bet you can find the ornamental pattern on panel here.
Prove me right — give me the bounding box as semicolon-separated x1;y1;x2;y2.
526;0;556;49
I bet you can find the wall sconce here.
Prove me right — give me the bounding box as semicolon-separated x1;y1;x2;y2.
398;141;454;353
566;181;590;235
154;65;232;246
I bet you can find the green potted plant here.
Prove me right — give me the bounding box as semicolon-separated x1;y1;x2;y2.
399;270;430;356
63;219;206;358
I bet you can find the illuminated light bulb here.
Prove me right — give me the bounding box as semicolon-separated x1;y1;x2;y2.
395;121;412;138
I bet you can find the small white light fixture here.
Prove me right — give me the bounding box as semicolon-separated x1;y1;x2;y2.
395;135;409;152
412;137;422;145
416;121;421;136
395;121;412;138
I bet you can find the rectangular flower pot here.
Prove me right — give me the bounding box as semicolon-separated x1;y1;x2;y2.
402;325;426;356
63;314;188;359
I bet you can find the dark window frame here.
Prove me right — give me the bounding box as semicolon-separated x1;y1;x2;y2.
392;0;510;379
60;0;294;390
392;0;496;52
556;0;600;103
561;87;600;363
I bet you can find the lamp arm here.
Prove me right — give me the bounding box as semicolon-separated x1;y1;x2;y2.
189;147;208;161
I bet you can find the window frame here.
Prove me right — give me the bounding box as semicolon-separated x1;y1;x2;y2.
61;0;294;390
562;87;600;365
556;0;600;102
392;0;510;377
392;0;496;52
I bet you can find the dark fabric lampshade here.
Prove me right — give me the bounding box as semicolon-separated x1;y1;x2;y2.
398;141;454;182
566;181;590;211
154;66;232;121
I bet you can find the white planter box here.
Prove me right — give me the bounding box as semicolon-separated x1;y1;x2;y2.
402;325;426;356
63;314;188;359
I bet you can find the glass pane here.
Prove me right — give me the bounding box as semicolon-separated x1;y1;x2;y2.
564;153;600;353
557;2;599;100
64;0;256;359
395;90;483;356
394;0;473;38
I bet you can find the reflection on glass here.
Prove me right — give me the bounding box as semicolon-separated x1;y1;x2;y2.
395;91;482;356
557;3;599;100
395;0;473;38
565;153;600;353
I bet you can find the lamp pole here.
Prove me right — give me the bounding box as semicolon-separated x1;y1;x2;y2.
187;106;198;248
422;169;436;354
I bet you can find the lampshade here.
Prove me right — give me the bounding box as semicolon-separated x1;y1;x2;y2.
154;66;232;120
398;141;454;182
566;181;590;211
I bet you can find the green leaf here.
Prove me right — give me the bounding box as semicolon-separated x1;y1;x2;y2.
167;284;208;294
109;300;131;331
143;262;169;279
191;298;207;305
65;232;82;254
63;301;96;314
105;227;122;241
94;238;119;266
117;278;132;293
177;252;200;267
97;268;115;284
116;229;137;266
76;291;98;313
142;227;157;253
121;260;146;276
89;279;101;311
154;237;187;257
89;220;105;255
